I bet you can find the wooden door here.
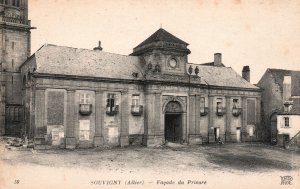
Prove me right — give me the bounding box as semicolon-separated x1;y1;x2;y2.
5;105;24;136
165;114;182;143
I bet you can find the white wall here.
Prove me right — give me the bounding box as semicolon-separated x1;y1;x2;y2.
277;115;300;138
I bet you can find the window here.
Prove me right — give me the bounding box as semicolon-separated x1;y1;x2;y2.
5;0;8;5
0;0;3;5
17;0;20;7
12;42;15;50
79;93;92;115
216;98;225;116
79;120;90;141
106;93;119;115
107;93;115;109
132;95;139;107
12;59;14;70
200;97;208;116
132;94;140;112
200;97;205;108
106;93;118;115
233;99;238;108
249;126;254;137
217;102;221;109
80;93;90;104
216;98;223;111
131;94;143;116
284;117;289;127
232;98;241;117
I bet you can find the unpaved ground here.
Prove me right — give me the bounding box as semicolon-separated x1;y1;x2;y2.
0;138;300;189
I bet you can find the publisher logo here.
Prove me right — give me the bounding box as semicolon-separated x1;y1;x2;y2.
280;176;293;185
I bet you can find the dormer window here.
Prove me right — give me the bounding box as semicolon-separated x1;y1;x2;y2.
284;101;293;113
106;93;119;116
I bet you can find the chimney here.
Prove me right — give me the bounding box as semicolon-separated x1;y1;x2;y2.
93;41;103;51
283;75;292;101
214;53;222;66
242;66;250;82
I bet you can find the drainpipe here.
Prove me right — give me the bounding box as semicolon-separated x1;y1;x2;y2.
187;66;193;144
195;94;197;136
204;79;210;143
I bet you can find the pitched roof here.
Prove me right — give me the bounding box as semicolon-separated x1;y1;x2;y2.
279;98;300;115
200;62;225;67
187;63;259;89
27;44;259;90
268;68;300;96
289;98;300;115
134;28;188;49
32;44;143;80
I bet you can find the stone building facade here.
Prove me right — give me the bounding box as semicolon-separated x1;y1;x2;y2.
20;28;262;149
0;0;32;136
257;69;300;143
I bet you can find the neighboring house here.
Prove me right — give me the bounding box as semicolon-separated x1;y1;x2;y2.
20;28;262;149
257;69;300;144
277;98;300;150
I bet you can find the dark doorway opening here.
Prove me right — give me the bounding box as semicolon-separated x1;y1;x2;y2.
283;134;290;147
270;113;278;144
165;114;182;143
5;105;24;136
213;127;220;142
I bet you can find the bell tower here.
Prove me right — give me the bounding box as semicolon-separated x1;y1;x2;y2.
131;28;191;75
0;0;32;135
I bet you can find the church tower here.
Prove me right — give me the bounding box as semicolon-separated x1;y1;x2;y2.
0;0;32;135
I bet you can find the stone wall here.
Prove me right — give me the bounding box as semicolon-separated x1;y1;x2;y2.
257;72;284;142
22;72;261;149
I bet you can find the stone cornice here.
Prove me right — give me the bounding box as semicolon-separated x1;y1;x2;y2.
131;42;191;56
0;22;32;31
32;73;261;92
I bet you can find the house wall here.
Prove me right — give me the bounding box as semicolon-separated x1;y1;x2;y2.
20;64;261;148
277;115;300;137
257;71;283;142
277;115;300;147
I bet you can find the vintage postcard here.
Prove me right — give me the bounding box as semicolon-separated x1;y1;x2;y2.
0;0;299;189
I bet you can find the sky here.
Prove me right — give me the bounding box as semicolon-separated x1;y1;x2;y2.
28;0;300;84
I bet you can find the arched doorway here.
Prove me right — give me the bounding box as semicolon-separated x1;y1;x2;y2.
164;101;183;143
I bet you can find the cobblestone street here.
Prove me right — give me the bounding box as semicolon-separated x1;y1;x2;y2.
0;138;299;189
